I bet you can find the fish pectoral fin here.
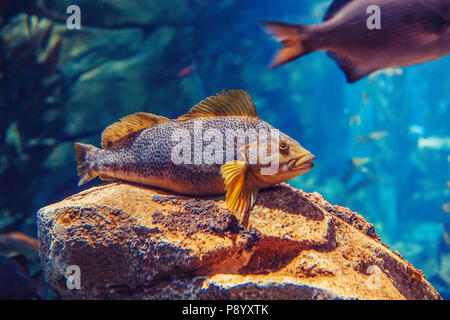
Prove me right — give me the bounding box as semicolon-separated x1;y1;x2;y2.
177;90;258;121
99;174;117;182
328;52;376;83
101;112;170;149
220;160;259;217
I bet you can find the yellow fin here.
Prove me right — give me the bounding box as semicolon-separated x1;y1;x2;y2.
101;112;170;149
99;174;117;182
177;90;258;121
220;160;259;216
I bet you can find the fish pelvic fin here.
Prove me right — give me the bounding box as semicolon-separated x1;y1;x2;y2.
74;142;100;186
327;52;376;83
220;160;259;218
263;21;313;67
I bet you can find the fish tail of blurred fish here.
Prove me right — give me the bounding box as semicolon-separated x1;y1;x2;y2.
262;21;314;67
75;142;100;186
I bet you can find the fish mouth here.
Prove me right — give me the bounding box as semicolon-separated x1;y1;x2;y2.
289;153;315;171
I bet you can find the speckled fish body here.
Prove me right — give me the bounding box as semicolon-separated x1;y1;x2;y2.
90;116;279;196
75;90;315;215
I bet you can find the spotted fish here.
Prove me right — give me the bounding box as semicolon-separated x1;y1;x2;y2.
263;0;450;82
75;90;315;216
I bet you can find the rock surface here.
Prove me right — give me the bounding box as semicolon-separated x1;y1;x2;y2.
37;182;441;300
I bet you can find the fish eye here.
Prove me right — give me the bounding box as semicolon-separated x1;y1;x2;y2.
279;140;289;154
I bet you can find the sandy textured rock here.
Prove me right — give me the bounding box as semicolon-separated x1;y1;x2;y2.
37;182;441;300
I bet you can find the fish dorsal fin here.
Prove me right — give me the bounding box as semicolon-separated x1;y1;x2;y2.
220;160;259;216
324;0;353;21
177;89;258;121
101;112;170;149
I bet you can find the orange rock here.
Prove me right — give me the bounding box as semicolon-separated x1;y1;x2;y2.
37;182;441;300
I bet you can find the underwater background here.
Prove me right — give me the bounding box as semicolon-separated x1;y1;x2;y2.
0;0;449;298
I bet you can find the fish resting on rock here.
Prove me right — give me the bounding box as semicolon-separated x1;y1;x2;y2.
75;90;315;216
263;0;450;82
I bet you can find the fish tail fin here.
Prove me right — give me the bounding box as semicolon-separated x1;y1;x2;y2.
262;21;313;67
74;142;100;186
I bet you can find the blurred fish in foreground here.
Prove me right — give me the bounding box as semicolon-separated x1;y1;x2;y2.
263;0;450;82
0;255;50;300
0;232;39;260
0;233;58;299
